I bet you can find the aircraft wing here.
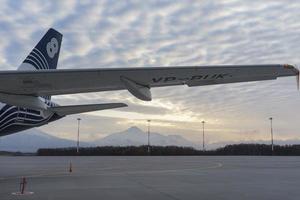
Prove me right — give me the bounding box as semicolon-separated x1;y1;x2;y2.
0;64;298;101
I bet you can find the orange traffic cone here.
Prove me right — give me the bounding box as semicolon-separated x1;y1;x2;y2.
69;162;73;173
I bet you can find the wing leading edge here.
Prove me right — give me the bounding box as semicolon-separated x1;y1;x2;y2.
0;64;298;101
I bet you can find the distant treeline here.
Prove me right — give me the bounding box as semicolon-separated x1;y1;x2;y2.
37;144;300;156
0;151;35;156
0;151;16;156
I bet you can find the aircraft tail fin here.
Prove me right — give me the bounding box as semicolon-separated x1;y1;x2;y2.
18;28;62;71
48;103;128;116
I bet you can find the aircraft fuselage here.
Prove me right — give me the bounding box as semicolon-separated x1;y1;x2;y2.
0;98;63;136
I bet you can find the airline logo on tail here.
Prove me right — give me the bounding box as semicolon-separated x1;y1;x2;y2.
46;38;59;58
19;28;62;71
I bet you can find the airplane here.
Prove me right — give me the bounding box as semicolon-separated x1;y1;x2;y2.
0;28;298;137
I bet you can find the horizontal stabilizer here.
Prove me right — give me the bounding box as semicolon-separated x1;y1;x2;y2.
49;103;127;116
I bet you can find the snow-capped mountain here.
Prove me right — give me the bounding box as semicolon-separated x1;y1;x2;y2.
93;126;198;148
0;127;198;152
2;126;297;153
0;129;88;152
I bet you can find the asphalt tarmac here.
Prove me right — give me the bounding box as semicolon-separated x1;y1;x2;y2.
0;156;299;200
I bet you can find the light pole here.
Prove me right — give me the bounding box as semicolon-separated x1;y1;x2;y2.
147;120;151;155
77;118;81;154
202;121;205;151
269;117;274;154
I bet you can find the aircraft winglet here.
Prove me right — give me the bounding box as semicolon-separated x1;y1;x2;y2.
283;64;299;90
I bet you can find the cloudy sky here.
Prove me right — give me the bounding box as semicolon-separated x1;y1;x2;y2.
0;0;300;144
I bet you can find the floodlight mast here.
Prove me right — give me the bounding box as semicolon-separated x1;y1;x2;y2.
77;118;81;154
202;121;205;151
269;117;274;154
147;119;151;155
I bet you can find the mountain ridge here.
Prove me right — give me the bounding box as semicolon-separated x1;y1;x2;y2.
1;127;299;152
0;129;91;152
0;126;198;152
92;126;197;148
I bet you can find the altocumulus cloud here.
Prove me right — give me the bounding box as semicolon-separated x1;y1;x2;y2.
0;0;299;143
